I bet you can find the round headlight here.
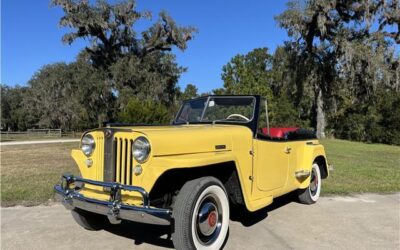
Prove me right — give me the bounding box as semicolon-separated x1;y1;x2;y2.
81;134;95;157
132;136;151;163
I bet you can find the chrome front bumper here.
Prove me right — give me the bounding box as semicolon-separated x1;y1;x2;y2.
54;174;171;226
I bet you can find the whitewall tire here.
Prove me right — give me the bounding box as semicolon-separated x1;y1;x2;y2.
172;177;230;250
298;163;322;204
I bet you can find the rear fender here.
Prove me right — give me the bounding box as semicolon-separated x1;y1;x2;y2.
298;143;329;189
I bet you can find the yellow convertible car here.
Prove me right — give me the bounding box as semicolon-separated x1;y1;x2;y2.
55;95;330;250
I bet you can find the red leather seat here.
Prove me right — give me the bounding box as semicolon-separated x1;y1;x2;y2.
261;127;298;138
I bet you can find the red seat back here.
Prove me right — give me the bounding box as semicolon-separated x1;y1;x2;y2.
261;127;298;138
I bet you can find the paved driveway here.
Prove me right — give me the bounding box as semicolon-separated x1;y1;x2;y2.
1;193;399;250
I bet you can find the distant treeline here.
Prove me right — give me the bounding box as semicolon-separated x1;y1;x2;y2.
1;0;399;145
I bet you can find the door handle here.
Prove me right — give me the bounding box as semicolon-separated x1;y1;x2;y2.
284;147;292;154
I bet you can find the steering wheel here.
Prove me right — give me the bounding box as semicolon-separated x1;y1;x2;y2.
226;114;250;121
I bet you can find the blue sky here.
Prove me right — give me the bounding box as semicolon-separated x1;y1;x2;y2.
1;0;289;93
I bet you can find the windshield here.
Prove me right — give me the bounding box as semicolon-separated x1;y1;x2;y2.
175;96;256;124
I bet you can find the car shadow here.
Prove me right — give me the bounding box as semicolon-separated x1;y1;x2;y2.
230;191;298;227
103;191;298;248
104;221;174;249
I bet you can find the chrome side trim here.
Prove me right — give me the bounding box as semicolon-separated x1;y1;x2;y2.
54;174;171;226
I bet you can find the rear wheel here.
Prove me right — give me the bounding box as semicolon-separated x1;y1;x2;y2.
297;163;321;204
172;177;230;250
71;208;109;231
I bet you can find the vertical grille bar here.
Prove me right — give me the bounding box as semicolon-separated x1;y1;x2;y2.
124;139;128;185
96;136;104;181
103;130;116;183
116;138;121;182
119;138;123;182
121;139;126;184
127;139;132;185
112;138;117;182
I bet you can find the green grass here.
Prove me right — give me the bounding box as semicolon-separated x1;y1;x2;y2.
0;143;79;207
0;139;399;207
320;139;400;195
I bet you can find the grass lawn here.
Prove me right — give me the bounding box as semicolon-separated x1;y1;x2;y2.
0;139;399;207
0;142;79;207
321;139;400;194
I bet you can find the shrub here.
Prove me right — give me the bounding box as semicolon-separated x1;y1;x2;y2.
333;91;400;145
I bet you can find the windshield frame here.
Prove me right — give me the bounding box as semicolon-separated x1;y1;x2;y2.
173;95;260;131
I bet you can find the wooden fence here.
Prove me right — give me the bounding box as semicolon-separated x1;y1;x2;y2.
27;129;62;137
0;129;78;138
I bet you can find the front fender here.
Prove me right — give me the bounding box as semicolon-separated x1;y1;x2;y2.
139;151;236;191
138;150;256;211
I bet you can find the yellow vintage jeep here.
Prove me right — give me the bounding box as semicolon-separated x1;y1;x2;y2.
55;95;330;250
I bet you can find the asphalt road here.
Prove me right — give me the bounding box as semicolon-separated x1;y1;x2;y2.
1;193;399;250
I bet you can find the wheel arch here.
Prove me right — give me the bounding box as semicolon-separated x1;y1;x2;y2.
314;155;328;179
149;161;246;207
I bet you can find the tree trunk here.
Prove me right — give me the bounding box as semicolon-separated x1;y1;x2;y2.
316;87;326;139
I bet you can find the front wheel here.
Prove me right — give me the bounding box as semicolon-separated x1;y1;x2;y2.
297;163;322;204
172;177;230;250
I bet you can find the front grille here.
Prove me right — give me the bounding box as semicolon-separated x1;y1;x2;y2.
94;134;104;181
113;136;133;185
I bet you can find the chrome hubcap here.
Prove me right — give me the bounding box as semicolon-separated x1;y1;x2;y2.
310;168;318;195
198;202;218;236
195;195;222;245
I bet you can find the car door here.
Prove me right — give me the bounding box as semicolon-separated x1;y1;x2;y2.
254;139;289;192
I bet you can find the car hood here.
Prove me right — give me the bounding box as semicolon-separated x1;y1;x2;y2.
116;125;245;157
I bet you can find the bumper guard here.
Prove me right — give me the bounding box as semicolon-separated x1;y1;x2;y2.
54;174;171;226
